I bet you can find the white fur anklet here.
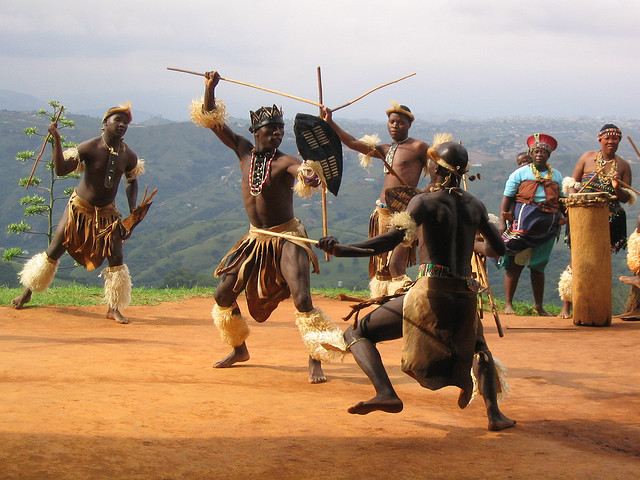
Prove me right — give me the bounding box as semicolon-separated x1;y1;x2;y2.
18;252;58;292
295;307;347;362
100;264;132;310
369;277;389;298
211;303;250;347
558;266;572;302
470;352;510;404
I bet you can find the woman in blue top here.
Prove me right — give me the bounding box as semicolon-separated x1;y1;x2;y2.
498;134;566;316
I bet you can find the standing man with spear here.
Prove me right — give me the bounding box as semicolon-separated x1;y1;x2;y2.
11;103;145;324
190;70;347;384
321;104;429;298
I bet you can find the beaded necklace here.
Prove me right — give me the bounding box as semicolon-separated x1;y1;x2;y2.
248;149;276;196
383;136;410;173
595;150;618;182
530;162;553;181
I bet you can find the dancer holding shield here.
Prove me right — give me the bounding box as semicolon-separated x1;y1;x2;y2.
190;70;346;384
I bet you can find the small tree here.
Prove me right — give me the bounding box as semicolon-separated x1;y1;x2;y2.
4;101;80;261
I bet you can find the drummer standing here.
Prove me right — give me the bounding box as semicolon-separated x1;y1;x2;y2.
557;124;634;318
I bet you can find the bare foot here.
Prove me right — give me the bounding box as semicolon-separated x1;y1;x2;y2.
308;358;327;384
503;304;515;315
347;395;403;415
213;344;250;368
488;409;517;431
11;288;32;309
620;275;640;288
535;307;553;317
106;307;129;324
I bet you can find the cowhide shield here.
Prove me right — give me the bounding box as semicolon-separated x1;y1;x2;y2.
293;113;343;196
384;186;421;213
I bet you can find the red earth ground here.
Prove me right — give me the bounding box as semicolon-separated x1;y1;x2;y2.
1;295;639;479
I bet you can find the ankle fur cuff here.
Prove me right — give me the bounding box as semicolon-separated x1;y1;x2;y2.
19;252;58;292
558;266;572;302
295;307;347;362
100;264;132;310
212;303;250;347
369;277;389;298
627;231;640;275
470;352;510;404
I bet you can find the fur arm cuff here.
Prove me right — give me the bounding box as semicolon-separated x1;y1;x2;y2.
293;161;321;198
562;176;581;194
357;134;381;168
63;147;84;174
622;187;636;205
389;211;418;245
126;158;145;179
189;97;228;130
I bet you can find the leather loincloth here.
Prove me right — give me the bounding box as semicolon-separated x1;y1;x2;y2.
214;218;319;323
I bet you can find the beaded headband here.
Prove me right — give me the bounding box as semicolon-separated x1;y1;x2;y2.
597;125;622;141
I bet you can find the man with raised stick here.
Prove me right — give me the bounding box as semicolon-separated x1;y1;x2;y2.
317;140;515;431
190;70;346;384
321;104;429;298
11;103;144;324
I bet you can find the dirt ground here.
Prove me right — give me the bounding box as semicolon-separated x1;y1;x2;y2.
1;295;639;480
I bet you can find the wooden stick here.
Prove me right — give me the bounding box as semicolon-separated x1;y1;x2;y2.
317;66;330;262
628;136;640;160
331;73;416;112
577;163;607;193
167;67;323;108
25;107;65;189
616;178;640;196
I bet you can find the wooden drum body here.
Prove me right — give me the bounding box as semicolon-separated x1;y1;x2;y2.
566;192;611;326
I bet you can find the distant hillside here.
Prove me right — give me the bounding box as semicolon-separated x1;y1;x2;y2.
2;109;640;313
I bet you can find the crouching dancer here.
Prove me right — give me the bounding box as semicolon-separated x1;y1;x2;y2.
318;140;515;431
11;103;143;324
190;71;346;383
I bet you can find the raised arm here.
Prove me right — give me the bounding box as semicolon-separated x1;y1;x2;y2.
321;107;384;158
199;71;252;156
49;123;77;176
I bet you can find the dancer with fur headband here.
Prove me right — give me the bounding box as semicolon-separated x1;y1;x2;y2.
190;71;346;384
317;138;515;431
321;104;429;298
12;103;144;324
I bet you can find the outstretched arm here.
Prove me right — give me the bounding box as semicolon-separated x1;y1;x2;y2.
49;123;76;176
321;107;384;158
318;228;405;257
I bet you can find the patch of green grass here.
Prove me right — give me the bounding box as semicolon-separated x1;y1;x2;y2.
0;285;215;307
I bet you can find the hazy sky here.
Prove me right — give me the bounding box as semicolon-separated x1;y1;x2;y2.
1;0;639;123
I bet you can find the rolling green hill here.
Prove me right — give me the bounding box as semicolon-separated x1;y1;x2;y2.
2;109;639;313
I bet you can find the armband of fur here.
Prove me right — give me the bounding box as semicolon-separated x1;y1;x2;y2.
357;134;381;168
622;187;636;206
63;147;84;174
126;158;146;179
562;177;581;194
189;97;227;130
389;211;418;245
293;161;321;198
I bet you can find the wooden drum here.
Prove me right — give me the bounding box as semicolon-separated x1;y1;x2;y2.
565;192;611;326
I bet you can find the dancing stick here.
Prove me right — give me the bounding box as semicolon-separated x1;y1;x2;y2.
317;66;330;262
331;73;416;112
615;178;640;197
577;163;608;193
628;136;640;160
251;228;374;254
25;107;65;189
167;67;323;108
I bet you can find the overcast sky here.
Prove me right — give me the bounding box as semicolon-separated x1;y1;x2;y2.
1;0;639;123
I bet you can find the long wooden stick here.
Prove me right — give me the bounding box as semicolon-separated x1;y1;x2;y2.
616;178;640;196
167;67;323;108
331;73;416;112
628;136;640;160
317;66;330;262
25;107;65;189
